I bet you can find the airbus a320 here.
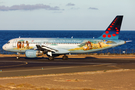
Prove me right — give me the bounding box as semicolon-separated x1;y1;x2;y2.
3;15;127;60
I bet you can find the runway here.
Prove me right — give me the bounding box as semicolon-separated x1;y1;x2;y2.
0;57;135;77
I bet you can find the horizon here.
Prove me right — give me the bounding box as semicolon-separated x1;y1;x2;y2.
0;30;135;31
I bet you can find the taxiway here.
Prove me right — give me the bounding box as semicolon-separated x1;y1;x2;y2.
0;57;135;77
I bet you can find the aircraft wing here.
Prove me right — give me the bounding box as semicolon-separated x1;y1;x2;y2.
36;45;70;54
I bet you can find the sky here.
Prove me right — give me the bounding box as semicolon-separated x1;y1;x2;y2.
0;0;135;30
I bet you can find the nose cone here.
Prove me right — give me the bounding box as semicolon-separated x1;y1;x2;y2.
2;44;6;50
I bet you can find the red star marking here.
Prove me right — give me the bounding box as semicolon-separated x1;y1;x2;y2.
108;28;111;30
110;26;112;28
116;32;119;34
103;34;106;38
108;34;111;38
115;18;117;21
112;34;116;37
105;31;109;34
116;29;119;31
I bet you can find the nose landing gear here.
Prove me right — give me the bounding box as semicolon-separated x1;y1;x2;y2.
16;52;20;59
16;56;20;59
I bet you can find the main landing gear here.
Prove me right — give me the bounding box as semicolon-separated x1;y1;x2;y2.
48;56;54;61
47;51;54;61
47;53;68;61
48;55;68;61
62;55;68;60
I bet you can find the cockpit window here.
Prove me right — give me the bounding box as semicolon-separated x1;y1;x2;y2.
7;42;10;44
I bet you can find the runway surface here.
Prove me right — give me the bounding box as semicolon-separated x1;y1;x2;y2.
0;57;135;77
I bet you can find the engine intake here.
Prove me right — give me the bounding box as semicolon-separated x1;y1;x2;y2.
25;50;43;58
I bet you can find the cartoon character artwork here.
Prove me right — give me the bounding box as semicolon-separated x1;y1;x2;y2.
17;41;21;49
26;41;29;49
69;40;111;51
83;41;92;50
14;40;33;50
17;40;24;49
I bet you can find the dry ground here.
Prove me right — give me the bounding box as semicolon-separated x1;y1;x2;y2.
0;69;135;90
0;54;135;90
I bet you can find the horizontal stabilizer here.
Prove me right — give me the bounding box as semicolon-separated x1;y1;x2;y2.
126;40;132;43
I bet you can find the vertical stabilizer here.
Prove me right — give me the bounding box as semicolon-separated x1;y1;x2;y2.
98;15;123;40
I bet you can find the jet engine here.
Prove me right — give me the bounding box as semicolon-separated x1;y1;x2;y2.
25;50;43;58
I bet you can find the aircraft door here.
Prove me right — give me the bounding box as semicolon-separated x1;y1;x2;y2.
12;40;16;48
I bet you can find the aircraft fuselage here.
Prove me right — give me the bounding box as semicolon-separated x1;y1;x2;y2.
3;38;125;54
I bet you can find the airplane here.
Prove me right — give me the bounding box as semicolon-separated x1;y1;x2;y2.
2;15;126;60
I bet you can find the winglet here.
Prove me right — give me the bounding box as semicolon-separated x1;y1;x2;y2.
98;15;123;40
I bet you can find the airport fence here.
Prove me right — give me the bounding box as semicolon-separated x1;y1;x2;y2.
0;48;135;55
91;48;135;55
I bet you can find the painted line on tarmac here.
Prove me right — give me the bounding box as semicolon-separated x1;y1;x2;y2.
0;62;28;68
1;63;113;73
24;60;113;65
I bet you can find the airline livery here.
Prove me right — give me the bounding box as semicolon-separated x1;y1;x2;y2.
3;15;126;60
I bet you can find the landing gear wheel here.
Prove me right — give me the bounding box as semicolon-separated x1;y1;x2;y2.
48;56;54;61
17;52;20;60
62;56;68;60
16;56;20;60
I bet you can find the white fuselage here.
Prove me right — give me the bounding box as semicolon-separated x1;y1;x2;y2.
2;38;125;54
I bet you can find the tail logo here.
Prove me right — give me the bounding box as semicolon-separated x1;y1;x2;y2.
102;18;118;38
99;15;123;40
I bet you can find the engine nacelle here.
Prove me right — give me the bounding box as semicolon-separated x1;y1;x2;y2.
25;50;43;58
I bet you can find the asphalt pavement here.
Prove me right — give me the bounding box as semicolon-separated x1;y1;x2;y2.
0;57;135;77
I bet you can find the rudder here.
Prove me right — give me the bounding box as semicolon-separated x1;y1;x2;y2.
98;15;123;40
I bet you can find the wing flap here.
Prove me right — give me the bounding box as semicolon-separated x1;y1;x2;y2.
36;45;69;54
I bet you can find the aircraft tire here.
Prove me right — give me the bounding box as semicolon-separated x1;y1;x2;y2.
16;56;20;60
62;56;68;60
48;56;54;61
